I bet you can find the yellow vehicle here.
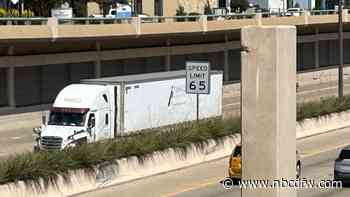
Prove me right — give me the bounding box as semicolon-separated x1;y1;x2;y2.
228;144;241;179
228;145;302;180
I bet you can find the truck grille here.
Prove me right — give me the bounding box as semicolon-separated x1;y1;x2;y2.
41;136;63;150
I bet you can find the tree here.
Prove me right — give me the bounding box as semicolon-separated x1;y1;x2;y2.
176;5;186;16
23;0;65;17
204;0;212;15
325;0;337;9
230;0;249;13
314;0;321;9
294;2;300;8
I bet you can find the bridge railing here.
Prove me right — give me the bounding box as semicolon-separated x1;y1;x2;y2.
0;17;48;25
0;10;341;26
310;9;337;15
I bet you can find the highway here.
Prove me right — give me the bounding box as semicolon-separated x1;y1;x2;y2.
73;126;350;197
1;79;350;158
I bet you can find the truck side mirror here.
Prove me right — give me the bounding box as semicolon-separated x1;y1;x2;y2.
88;115;95;129
33;128;41;135
42;115;47;126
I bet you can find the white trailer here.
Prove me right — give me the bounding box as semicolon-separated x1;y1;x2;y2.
34;70;223;150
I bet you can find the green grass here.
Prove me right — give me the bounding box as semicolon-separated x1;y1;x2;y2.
297;95;350;121
2;94;350;187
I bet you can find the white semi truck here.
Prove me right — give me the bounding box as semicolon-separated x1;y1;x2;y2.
34;70;223;150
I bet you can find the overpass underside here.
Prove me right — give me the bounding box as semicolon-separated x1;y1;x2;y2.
1;17;350;110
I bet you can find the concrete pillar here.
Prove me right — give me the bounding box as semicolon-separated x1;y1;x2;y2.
95;42;101;78
165;39;171;71
224;33;230;81
343;9;348;22
241;26;296;197
47;17;58;42
315;27;319;69
7;67;15;107
132;17;141;35
302;10;310;25
254;13;262;26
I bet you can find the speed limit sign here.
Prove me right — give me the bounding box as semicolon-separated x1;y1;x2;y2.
186;61;210;94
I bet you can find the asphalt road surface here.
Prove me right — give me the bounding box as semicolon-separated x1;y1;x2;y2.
73;126;350;197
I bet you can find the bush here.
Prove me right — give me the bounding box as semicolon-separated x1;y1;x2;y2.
22;10;34;17
8;9;20;17
0;8;6;17
188;12;200;21
297;95;350;121
176;5;187;22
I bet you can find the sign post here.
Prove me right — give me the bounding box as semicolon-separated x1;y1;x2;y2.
186;61;211;121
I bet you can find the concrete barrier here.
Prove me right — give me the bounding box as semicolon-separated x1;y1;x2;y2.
1;110;350;197
297;110;350;139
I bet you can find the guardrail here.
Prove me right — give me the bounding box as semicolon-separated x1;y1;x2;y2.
0;10;342;26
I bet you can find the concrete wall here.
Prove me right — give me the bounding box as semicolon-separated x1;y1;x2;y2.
13;62;94;107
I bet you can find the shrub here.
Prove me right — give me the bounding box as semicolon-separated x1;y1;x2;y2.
188;12;200;21
22;10;34;17
0;8;6;17
8;9;20;17
176;5;187;22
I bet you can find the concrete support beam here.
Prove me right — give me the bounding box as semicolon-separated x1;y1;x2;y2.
7;67;15;107
315;27;320;68
241;26;296;197
94;42;101;78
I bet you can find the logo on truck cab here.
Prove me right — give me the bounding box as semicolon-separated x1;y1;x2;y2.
64;98;82;103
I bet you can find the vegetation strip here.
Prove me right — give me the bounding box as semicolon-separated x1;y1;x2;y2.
0;95;350;187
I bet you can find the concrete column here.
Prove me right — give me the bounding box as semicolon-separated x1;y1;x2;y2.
315;27;319;69
165;39;171;71
7;67;15;107
254;13;262;26
241;26;296;197
132;17;141;35
224;33;230;81
95;42;101;78
343;9;348;22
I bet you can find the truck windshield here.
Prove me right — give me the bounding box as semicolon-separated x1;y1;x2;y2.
48;112;86;126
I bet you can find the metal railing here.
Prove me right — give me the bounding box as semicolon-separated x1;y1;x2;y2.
0;17;48;25
58;17;133;25
310;9;337;15
0;9;341;26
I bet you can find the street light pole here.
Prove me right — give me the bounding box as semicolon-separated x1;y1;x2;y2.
338;0;344;97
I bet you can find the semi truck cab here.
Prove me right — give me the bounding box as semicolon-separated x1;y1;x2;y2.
34;84;116;150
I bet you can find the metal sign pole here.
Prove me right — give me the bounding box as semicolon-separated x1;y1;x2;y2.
196;94;199;121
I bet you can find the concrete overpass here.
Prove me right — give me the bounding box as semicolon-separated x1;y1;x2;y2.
1;11;350;111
